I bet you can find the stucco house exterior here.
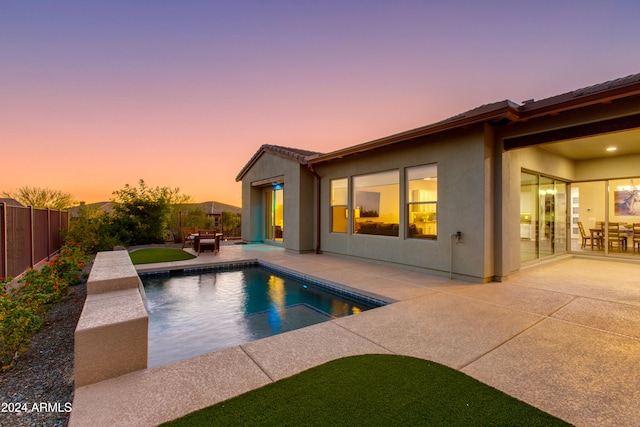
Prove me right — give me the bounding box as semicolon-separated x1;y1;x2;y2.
236;73;640;282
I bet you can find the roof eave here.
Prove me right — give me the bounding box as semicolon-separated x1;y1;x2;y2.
308;103;520;164
236;144;318;182
520;80;640;120
236;147;266;182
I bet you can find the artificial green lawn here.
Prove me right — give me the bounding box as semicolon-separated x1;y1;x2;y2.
162;354;571;427
128;248;196;264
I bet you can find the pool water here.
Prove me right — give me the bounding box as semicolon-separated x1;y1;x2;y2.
141;266;381;367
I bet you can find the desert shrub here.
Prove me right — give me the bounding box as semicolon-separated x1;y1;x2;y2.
0;246;87;370
0;291;42;369
65;204;119;253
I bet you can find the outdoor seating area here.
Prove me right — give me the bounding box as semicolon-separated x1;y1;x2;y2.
181;228;221;255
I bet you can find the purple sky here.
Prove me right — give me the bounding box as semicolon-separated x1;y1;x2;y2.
2;1;639;205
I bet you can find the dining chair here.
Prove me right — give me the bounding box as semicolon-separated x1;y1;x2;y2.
633;223;640;254
578;222;597;249
607;222;626;251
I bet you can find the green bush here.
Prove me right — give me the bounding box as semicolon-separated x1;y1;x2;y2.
67;180;196;248
110;179;190;246
65;204;120;252
0;291;42;369
0;245;87;370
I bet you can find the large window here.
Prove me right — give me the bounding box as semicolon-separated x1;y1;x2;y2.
353;170;399;236
330;178;348;233
407;164;438;239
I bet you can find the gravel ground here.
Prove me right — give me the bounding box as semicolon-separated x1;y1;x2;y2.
0;271;88;427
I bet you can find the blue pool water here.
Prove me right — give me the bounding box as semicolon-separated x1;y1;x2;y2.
141;265;382;367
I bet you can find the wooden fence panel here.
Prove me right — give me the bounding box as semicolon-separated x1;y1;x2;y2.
33;209;49;265
50;209;62;256
5;206;32;278
0;203;69;279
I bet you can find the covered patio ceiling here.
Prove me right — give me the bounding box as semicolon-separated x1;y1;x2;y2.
539;126;640;161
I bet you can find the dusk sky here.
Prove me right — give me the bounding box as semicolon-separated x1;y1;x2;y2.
2;1;639;206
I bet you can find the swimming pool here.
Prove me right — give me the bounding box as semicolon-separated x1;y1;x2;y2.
140;263;385;367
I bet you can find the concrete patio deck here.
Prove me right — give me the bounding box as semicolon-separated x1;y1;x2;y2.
70;244;640;427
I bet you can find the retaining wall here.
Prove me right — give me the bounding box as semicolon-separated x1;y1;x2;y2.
74;250;148;388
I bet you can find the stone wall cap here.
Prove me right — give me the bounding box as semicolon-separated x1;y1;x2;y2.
77;292;147;330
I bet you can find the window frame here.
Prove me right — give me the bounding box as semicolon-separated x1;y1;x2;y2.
330;177;349;233
352;169;400;237
406;163;438;240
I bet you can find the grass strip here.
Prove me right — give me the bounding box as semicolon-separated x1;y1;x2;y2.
162;354;571;427
129;248;196;265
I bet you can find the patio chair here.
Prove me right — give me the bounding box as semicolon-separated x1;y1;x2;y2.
197;233;219;255
633;223;640;254
181;227;197;249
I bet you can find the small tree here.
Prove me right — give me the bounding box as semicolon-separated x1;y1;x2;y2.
3;186;75;209
222;211;241;236
110;180;190;245
167;205;214;242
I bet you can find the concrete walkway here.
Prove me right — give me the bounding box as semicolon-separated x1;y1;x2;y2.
70;245;640;427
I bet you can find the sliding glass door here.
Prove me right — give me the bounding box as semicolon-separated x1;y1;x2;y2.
571;178;640;258
520;172;568;263
265;186;284;242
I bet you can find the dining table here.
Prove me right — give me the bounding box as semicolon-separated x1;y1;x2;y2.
589;228;603;250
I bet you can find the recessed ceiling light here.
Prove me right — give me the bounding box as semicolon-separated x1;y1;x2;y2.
606;147;617;152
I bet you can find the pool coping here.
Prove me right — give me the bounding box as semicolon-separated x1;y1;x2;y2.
138;259;393;308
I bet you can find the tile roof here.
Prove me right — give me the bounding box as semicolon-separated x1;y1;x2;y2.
235;144;323;181
573;73;640;97
518;73;640;117
0;198;25;207
196;201;242;215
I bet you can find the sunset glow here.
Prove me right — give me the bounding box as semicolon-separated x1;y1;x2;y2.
2;1;639;206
